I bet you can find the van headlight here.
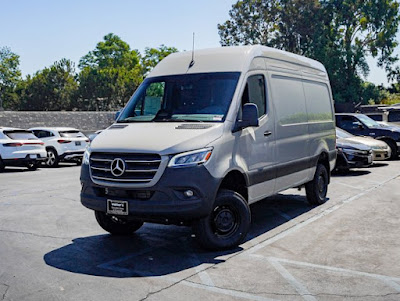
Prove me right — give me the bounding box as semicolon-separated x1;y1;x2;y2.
168;147;213;168
83;147;91;165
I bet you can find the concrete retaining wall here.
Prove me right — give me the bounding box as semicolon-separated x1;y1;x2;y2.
0;111;116;132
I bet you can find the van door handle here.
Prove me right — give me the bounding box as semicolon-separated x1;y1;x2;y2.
264;131;272;137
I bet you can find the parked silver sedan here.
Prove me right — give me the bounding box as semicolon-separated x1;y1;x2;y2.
336;127;391;161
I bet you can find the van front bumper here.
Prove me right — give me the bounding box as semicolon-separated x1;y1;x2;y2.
80;163;220;223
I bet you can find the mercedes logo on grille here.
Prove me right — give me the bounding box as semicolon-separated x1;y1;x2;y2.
110;158;126;177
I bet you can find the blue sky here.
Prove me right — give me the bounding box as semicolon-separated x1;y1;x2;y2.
0;0;398;86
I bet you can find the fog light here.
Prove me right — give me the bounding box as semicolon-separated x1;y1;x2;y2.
184;190;194;198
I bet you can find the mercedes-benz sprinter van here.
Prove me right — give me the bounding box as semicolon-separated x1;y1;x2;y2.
81;45;336;250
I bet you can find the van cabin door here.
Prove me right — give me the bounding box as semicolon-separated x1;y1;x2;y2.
237;72;276;203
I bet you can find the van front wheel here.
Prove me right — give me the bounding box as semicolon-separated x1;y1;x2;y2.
95;211;143;235
193;189;250;250
306;163;328;205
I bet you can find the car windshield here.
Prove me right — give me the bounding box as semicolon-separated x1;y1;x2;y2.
117;72;241;123
357;114;380;128
336;128;353;139
59;131;84;138
4;130;38;140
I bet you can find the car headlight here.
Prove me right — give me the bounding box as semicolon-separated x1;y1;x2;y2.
83;147;91;165
168;147;213;168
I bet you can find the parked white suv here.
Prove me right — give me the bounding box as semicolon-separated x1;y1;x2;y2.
30;127;89;167
0;127;46;171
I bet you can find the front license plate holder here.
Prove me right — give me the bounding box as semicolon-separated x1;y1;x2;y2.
107;200;128;215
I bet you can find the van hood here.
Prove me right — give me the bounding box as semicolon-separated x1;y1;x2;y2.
90;122;224;155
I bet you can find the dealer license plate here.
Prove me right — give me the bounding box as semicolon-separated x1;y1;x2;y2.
107;200;128;215
75;141;81;146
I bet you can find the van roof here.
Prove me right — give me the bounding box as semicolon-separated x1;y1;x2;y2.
149;45;327;78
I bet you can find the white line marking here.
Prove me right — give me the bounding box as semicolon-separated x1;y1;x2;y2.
268;258;317;301
181;280;278;301
243;171;400;256
251;256;400;293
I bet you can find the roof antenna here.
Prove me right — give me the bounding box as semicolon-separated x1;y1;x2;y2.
188;32;195;69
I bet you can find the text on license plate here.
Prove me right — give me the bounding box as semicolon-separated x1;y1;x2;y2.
107;200;128;215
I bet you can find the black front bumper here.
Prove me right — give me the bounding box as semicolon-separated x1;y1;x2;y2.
3;155;46;166
80;163;220;223
335;150;372;170
59;151;84;161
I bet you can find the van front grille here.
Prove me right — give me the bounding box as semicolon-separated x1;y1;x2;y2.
90;152;161;184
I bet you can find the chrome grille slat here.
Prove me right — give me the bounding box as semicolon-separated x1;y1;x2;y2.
92;176;152;183
90;152;161;184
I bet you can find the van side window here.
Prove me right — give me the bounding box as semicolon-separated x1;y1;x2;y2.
241;75;266;118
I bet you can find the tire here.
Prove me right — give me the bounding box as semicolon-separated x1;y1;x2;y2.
95;211;143;235
0;159;4;172
383;139;397;159
46;148;59;167
25;161;38;171
193;189;251;250
305;163;329;205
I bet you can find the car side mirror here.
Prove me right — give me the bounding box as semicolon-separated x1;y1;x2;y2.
233;103;259;133
115;110;122;121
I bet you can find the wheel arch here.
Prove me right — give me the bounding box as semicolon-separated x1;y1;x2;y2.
218;170;248;202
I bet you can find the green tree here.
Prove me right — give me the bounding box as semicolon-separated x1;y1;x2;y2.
77;33;143;110
141;45;178;75
218;0;400;104
0;47;21;110
20;59;78;111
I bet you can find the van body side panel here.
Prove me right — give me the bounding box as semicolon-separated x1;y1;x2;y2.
269;73;311;191
303;79;336;172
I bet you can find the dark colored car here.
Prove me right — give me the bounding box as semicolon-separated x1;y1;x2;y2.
335;138;373;171
335;113;400;158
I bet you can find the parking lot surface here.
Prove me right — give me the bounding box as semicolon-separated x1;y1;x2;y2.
1;161;400;301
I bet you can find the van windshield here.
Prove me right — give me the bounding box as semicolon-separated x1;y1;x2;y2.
117;72;240;123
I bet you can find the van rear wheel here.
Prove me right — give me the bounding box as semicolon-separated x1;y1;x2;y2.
306;163;328;205
95;211;143;235
193;189;250;250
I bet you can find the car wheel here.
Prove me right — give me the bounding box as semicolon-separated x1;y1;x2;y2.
46;148;59;167
305;163;328;205
384;139;397;159
25;161;38;171
193;189;251;250
95;211;143;235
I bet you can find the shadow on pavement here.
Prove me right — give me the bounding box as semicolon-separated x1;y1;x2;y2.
332;169;371;177
44;193;314;278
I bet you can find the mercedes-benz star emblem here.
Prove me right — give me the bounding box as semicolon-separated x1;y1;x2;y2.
111;158;126;177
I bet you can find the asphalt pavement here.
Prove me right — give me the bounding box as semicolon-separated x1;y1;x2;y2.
0;161;400;301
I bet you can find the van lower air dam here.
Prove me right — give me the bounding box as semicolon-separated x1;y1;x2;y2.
80;45;336;250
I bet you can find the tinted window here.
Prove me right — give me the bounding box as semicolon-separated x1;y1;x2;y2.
59;131;84;138
4;130;38;140
388;111;400;122
337;116;362;131
241;75;266;118
367;114;383;121
33;130;52;138
118;72;240;123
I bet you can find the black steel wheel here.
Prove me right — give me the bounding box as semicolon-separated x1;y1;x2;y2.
95;211;143;235
305;163;328;205
193;189;250;250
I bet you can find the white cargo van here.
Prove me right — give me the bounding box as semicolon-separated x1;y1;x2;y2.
80;45;336;250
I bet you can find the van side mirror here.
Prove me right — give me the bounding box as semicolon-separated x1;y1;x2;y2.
115;110;122;121
233;103;259;132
